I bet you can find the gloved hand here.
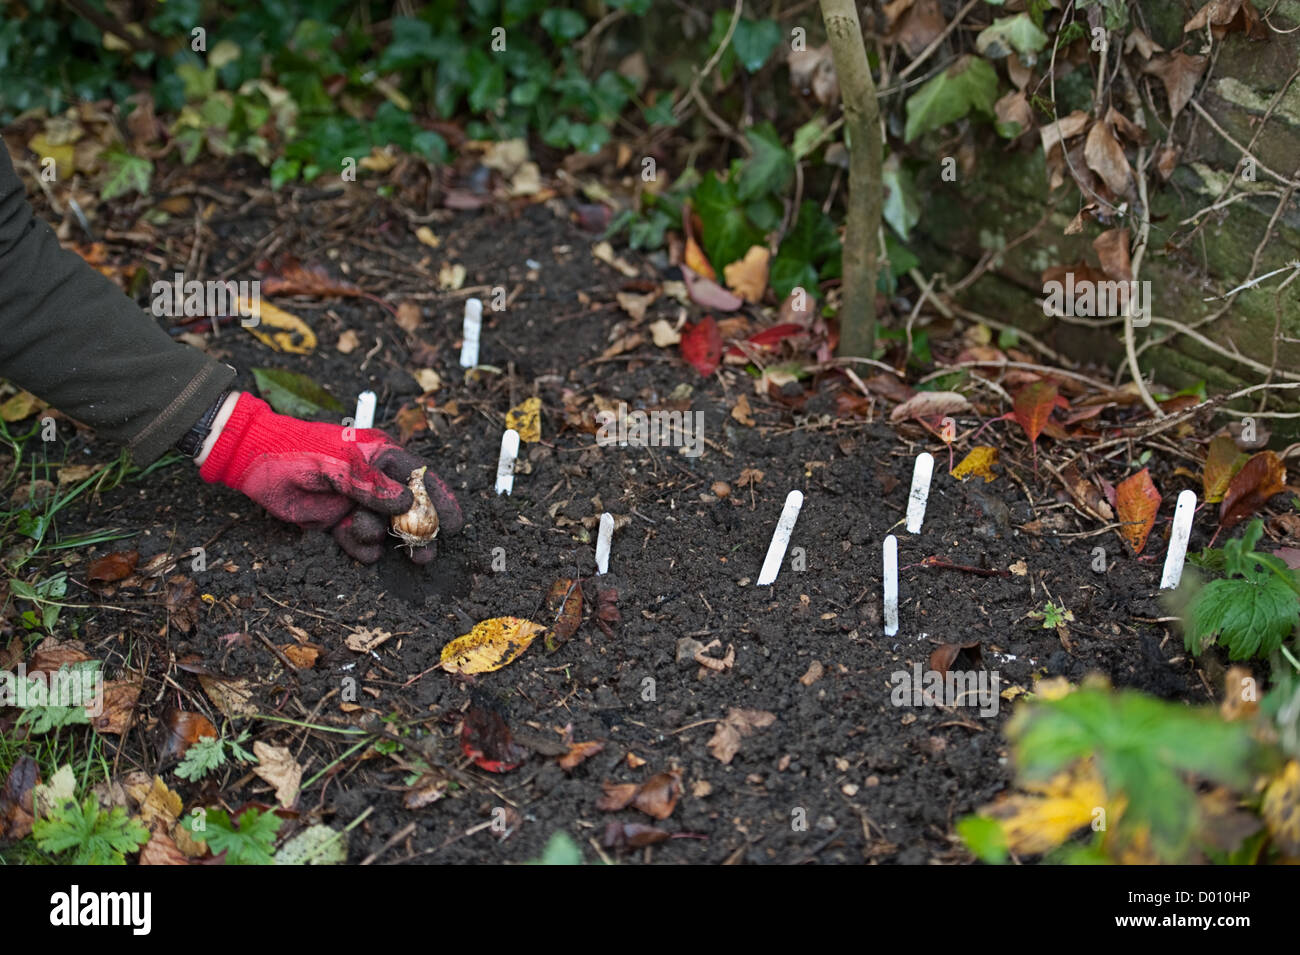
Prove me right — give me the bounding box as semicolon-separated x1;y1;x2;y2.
199;393;463;564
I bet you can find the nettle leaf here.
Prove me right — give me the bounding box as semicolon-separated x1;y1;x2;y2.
976;14;1050;61
1187;575;1298;660
1011;687;1263;860
904;54;999;143
737;123;793;202
252;368;345;418
732;18;782;73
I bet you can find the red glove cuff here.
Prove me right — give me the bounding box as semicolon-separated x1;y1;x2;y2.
200;393;358;488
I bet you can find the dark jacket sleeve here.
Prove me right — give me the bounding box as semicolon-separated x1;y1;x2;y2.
0;136;235;464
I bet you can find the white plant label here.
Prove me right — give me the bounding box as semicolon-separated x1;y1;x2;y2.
595;512;614;575
1160;489;1198;590
353;390;376;430
906;452;934;533
757;490;804;586
495;428;520;496
460;297;483;368
883;534;899;637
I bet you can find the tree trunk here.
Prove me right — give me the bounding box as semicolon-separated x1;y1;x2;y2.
820;0;882;359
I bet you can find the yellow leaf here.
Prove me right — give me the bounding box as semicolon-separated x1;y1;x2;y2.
0;390;43;422
723;245;770;303
684;237;715;281
28;134;75;179
440;617;545;674
951;445;999;483
415;226;440;248
1263;760;1300;855
506;396;542;443
239;296;317;354
980;759;1107;856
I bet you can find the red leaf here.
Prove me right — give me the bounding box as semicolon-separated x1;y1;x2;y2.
681;268;742;311
1012;379;1059;446
680;317;723;376
459;701;528;773
1116;467;1162;554
1219;450;1289;529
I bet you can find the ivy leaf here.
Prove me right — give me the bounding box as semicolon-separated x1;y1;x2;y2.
976;14;1050;61
904;54;999;143
771;201;840;299
881;157;920;241
694;170;765;272
101;150;152;200
251;368;345;418
732;18;782;72
736;123;793;203
539;9;587;40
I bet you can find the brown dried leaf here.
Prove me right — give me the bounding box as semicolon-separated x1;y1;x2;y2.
86;550;139;584
1203;434;1249;504
1220;450;1289;529
1142;53;1208;120
1116;468;1162;554
1084;120;1133;196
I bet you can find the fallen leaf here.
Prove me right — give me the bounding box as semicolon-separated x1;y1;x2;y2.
649;318;681;347
438;262;467;290
139;830;190;866
978;758;1107;856
1220;450;1289;529
616;290;657;322
261;258;362;299
723;245;770;303
506;396;542;442
440;617;545;674
558;741;604;771
460;699;528;773
929;640;982;678
680;316;723;376
592;241;639;278
951;446;999;483
395;302;422;332
1116;467;1162;554
282;644;320;669
890;390;972;423
346;627;393;653
86;550;139;584
707;708;776;764
197;675;257;718
682;266;743;311
240;297;317;354
543;578;583;652
160;710;218;762
88;678;142;735
414;226;440;248
602;820;671;850
1093;228;1132;282
0;390;42;422
0;757;38;840
731;394;755;426
799;660;824;686
336;329;360;354
412;368;441;392
1203;434;1249;504
1262;760;1300;855
252;742;303;807
684;235;715;280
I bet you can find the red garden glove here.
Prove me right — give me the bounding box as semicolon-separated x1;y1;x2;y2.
199;393;463;564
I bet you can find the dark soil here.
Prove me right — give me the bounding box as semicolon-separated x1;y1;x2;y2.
33;188;1210;864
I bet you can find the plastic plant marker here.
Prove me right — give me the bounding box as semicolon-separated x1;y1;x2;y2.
353;391;376;430
884;535;899;637
595;512;614;575
757;490;804;586
906;452;934;533
495;429;519;496
1160;489;1197;590
460;297;483;368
